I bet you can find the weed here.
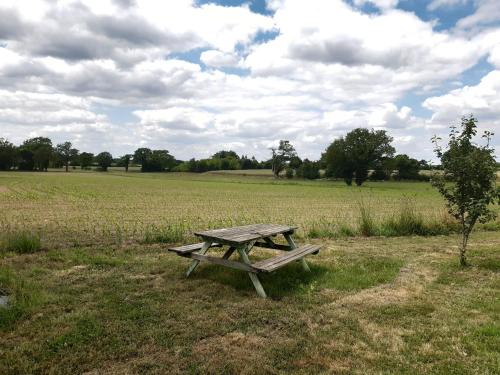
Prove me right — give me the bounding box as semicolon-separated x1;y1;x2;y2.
1;231;42;254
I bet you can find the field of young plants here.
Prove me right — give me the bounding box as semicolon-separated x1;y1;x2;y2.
2;170;498;249
1;171;499;374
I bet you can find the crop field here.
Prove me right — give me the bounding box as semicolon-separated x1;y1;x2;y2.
1;171;499;374
2;170;498;248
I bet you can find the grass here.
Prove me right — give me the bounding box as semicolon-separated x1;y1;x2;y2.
0;231;42;254
0;234;498;374
0;171;498;373
1;170;497;247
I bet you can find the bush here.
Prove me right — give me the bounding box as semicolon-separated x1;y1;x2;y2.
285;167;294;179
1;232;42;254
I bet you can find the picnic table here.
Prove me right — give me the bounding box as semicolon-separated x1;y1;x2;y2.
168;224;321;298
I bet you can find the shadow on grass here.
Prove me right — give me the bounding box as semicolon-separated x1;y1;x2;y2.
192;256;403;298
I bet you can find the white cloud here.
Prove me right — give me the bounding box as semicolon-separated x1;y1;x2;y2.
423;70;500;123
427;0;468;11
353;0;399;10
0;0;499;161
200;50;241;68
457;0;500;29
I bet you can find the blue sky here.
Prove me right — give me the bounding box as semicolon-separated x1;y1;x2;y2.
0;0;499;160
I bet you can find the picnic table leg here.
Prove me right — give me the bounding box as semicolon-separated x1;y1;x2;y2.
222;246;236;260
237;242;267;298
284;233;311;272
186;241;212;277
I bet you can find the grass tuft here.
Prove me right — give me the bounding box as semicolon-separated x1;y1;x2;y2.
358;201;376;237
142;224;185;244
1;231;42;254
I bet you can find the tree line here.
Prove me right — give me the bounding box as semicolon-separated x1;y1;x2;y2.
0;127;431;184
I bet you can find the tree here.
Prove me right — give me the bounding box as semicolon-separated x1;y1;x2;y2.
211;150;240;160
393;154;420;180
270;140;297;178
133;148;175;172
133;148;152;166
431;115;499;266
0;138;17;170
79;152;94;169
19;137;53;171
55;142;79;172
95;152;113;171
323;128;395;186
297;159;320;180
120;154;132;172
323;138;354;185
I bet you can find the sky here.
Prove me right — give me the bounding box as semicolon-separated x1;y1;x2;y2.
0;0;499;161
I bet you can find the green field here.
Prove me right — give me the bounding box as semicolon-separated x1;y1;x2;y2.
1;171;499;374
3;170;497;247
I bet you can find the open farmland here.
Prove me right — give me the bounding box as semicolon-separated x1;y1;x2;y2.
2;170;498;248
1;171;499;374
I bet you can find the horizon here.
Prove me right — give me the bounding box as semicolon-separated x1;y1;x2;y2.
1;0;500;161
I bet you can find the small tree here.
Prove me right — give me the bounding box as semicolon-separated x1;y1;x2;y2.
79;152;94;169
56;141;79;172
95;152;113;171
270;140;297;178
120;154;132;172
431;115;499;266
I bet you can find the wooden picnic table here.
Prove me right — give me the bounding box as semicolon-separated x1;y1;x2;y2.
168;224;320;298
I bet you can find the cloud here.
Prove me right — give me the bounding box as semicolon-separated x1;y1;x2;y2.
200;50;241;68
427;0;468;11
456;0;500;29
423;70;500;123
0;0;499;161
353;0;399;10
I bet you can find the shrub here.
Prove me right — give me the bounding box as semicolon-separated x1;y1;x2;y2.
285;167;294;179
1;232;42;254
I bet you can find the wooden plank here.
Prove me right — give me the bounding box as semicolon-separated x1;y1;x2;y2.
168;242;220;254
284;232;310;272
180;252;258;273
222;246;236;259
194;224;297;244
253;245;321;272
253;241;291;251
186;241;212;277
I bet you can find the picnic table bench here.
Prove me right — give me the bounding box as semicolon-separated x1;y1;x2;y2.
168;224;321;298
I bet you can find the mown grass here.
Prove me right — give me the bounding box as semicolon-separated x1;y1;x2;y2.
0;234;498;374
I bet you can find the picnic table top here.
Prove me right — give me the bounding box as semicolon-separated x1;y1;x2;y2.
194;223;297;244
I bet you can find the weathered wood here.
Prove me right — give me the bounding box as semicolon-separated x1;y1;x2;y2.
237;242;267;298
222;246;236;260
253;244;321;272
284;232;310;271
253;241;292;251
180;252;257;273
168;242;220;254
186;241;212;277
194;224;297;245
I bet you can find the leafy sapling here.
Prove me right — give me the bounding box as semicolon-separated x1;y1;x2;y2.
431;115;499;266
